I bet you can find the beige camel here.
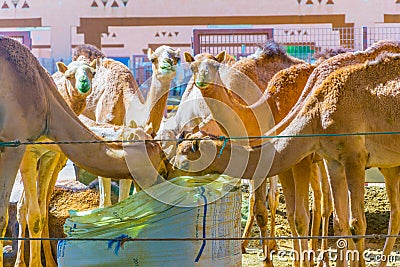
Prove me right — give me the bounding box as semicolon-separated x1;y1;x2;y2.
15;59;97;267
75;45;180;206
0;36;167;267
155;52;237;160
176;50;400;267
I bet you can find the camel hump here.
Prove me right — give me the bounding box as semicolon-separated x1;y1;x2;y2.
0;36;41;82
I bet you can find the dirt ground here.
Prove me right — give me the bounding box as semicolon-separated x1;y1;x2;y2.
241;184;400;267
4;182;398;267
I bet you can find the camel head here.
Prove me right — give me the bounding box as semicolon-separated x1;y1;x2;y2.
147;45;180;80
184;51;226;90
173;130;227;174
56;60;97;95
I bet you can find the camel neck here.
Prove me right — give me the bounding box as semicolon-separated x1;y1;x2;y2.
44;74;131;178
145;75;171;133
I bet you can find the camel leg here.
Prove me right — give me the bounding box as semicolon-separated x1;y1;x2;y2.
278;169;300;267
253;180;272;267
19;149;44;267
324;159;354;267
118;179;132;202
344;152;367;267
0;147;26;267
15;193;27;267
309;162;321;267
98;177;112;207
241;180;256;253
267;176;279;253
317;160;333;267
292;157;312;267
377;167;400;267
37;151;65;267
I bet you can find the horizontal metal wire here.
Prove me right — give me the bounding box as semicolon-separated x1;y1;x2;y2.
0;234;398;242
2;130;400;147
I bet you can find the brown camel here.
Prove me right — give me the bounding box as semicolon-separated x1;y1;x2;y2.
15;59;97;267
175;50;400;267
157;40;303;156
182;47;358;266
0;36;166;267
75;45;180;206
182;50;321;267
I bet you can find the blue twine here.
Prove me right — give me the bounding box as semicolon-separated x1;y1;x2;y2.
217;136;228;158
107;234;130;255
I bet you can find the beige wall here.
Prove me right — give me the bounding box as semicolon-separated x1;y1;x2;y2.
1;0;400;60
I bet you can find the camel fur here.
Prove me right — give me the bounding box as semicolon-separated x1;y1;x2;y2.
0;36;166;267
176;49;400;267
75;45;180;207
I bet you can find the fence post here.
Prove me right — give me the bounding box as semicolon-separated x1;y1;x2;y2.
362;26;368;50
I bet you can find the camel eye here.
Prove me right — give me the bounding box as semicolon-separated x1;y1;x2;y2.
191;140;199;152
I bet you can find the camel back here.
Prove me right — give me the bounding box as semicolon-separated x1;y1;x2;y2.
303;53;400;126
0;36;42;83
266;40;400;135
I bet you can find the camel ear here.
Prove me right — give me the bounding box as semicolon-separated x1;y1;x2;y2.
128;120;138;129
144;122;153;135
215;51;226;63
56;62;68;74
89;59;97;71
192;125;200;133
147;48;154;61
184;52;195;63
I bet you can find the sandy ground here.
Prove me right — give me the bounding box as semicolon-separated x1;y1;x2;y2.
5;162;399;266
241;183;399;267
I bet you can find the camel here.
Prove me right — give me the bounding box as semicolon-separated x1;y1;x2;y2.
181;50;322;266
181;46;362;267
0;35;167;267
157;40;303;156
14;60;97;267
75;44;180;206
175;50;400;267
180;41;400;267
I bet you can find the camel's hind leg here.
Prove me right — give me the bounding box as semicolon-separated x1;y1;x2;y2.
0;147;25;267
317;160;333;267
98;177;112;207
324;159;354;267
19;148;44;267
254;181;273;267
292;157;312;267
37;151;66;267
344;151;367;267
278;169;300;267
241;181;256;253
267;176;279;253
309;162;321;267
15;192;27;267
377;167;400;267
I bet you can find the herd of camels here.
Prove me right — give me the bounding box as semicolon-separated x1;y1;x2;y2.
0;35;400;267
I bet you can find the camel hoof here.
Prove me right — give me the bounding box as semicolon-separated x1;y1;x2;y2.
242;245;247;254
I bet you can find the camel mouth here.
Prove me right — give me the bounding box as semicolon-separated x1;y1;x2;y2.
159;63;176;73
77;80;91;94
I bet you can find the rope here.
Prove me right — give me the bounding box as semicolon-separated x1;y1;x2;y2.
0;234;398;242
2;130;400;147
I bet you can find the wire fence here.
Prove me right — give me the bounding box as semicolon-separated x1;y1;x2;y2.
2;130;400;147
1;233;399;242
